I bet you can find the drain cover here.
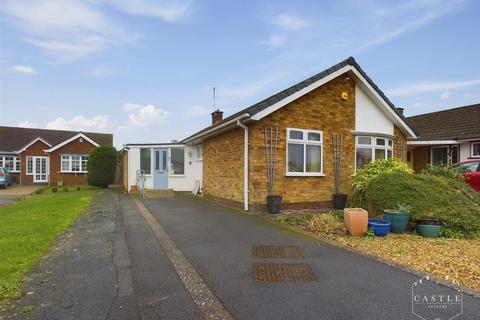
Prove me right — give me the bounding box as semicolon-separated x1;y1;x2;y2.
252;245;304;259
253;263;316;283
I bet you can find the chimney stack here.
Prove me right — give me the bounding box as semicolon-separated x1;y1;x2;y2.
211;109;223;125
396;107;404;115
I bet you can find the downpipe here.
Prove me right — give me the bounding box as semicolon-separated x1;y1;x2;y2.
237;120;249;211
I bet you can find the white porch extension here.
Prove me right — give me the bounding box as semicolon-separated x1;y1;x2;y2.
124;143;202;193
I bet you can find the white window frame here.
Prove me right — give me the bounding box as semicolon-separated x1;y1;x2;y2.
26;156;33;175
472;142;480;157
355;136;394;171
60;154;89;173
0;155;20;172
286;128;324;176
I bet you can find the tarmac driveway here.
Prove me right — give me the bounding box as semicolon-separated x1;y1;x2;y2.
5;191;479;320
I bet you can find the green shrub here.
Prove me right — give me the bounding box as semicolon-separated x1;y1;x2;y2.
63;187;69;192
76;186;81;191
87;146;118;188
365;172;480;237
422;164;465;181
352;158;412;195
51;187;57;193
35;189;44;194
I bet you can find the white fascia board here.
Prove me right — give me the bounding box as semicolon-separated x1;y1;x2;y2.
15;137;52;153
44;133;100;153
182;113;250;144
126;144;185;148
250;65;417;139
407;140;458;145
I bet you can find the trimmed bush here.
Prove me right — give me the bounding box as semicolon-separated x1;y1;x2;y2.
51;187;58;193
63;187;69;192
365;172;480;237
76;186;81;191
87;146;118;188
422;164;465;181
352;158;412;194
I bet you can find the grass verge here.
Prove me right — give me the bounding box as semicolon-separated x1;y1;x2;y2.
0;190;96;301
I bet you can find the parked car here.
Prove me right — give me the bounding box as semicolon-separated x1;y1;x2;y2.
0;167;12;189
455;159;480;191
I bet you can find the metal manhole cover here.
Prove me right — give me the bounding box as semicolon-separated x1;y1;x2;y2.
253;263;317;283
252;245;304;259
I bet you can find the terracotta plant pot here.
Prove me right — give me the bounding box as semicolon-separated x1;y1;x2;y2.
343;208;368;236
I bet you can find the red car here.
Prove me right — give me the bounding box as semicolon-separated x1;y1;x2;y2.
455;159;480;191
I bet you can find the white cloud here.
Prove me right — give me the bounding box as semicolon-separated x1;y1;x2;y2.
99;0;193;22
18;121;37;128
11;65;35;74
386;79;480;97
124;103;169;127
260;35;286;48
46;115;109;131
184;105;211;119
273;14;309;31
0;0;128;62
440;90;450;99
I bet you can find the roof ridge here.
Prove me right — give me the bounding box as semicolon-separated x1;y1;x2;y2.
0;125;112;136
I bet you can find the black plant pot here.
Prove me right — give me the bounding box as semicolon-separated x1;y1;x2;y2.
333;194;348;209
415;219;443;226
267;195;282;214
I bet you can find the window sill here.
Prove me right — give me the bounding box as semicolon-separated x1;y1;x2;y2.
169;174;185;178
285;172;325;177
60;171;88;174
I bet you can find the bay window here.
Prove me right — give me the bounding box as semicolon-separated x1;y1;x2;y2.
287;128;323;176
356;136;393;171
61;154;88;173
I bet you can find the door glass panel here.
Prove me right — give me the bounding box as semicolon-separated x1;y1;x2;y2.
155;151;160;170
431;147;448;165
162;151;167;170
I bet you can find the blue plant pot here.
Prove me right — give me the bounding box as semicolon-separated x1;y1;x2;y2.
368;218;391;237
383;210;409;234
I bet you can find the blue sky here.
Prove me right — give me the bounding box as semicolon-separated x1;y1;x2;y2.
0;0;479;147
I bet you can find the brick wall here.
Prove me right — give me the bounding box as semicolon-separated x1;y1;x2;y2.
19;140;50;185
50;137;97;186
202;127;244;203
248;75;356;208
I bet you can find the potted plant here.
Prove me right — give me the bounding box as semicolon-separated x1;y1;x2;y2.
264;127;282;214
332;133;347;209
415;219;443;238
383;204;410;233
367;218;391;237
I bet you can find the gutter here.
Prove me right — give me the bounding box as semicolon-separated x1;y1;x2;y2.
236;119;249;211
182;113;250;144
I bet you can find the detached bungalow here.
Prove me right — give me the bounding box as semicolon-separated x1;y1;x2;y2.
124;57;417;211
0;126;113;185
406;104;480;172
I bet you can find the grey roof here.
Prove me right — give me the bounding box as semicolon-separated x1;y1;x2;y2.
0;126;113;153
407;104;480;141
182;56;416;142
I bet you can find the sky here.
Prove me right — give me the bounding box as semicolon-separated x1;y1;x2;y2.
0;0;479;147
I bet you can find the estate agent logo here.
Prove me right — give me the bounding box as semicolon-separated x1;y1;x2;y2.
412;276;463;320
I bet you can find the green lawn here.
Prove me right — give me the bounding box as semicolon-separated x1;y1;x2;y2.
0;190;96;300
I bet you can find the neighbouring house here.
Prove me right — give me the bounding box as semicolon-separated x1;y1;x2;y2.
124;57;417;211
0;126;113;185
406;104;480;172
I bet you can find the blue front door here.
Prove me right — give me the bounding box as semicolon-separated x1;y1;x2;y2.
153;148;168;189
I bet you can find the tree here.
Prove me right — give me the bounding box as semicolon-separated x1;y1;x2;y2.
87;146;118;188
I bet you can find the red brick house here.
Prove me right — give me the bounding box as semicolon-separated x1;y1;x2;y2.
181;57;418;211
0;126;113;185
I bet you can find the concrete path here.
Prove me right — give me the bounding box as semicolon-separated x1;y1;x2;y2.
4;190;479;320
0;185;42;207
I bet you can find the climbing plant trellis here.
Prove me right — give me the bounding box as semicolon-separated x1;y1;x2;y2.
396;139;406;160
263;127;280;196
331;133;344;194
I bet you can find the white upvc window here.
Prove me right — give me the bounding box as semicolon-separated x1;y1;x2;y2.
286;128;323;176
0;155;20;172
60;154;88;173
472;142;480;157
196;146;202;161
355;136;394;171
27;156;33;175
